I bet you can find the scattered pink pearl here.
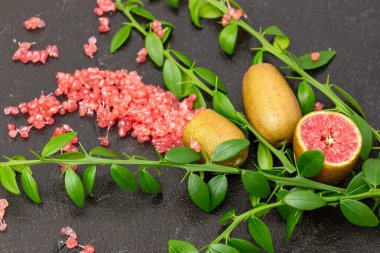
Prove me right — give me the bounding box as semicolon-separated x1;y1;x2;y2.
314;101;324;111
12;42;59;64
60;226;95;252
136;48;147;64
222;7;244;26
66;236;79;249
311;52;320;62
83;37;98;58
0;199;9;232
150;20;166;39
190;139;201;153
95;0;115;13
23;17;45;30
98;17;110;33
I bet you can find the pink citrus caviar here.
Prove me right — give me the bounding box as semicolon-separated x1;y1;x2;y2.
0;199;9;232
60;226;94;252
98;17;110;33
136;48;148;64
5;68;204;152
222;7;244;26
150;20;167;39
311;52;320;62
299;113;360;163
190;139;202;153
314;101;324;111
83;37;98;58
94;0;116;16
23;17;45;30
12;42;59;64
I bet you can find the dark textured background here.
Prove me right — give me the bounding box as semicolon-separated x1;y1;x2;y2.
0;0;379;252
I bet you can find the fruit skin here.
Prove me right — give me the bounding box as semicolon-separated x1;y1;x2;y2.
242;63;302;147
293;111;362;185
183;109;248;166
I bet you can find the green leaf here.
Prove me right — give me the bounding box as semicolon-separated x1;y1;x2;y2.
168;240;199;253
213;91;237;120
64;168;85;207
286;50;303;68
166;0;179;8
252;50;263;65
257;143;273;170
276;189;295;221
130;6;156;20
228;238;261;253
110;164;139;192
346;172;370;195
110;24;132;53
298;150;325;178
248;216;274;253
211;139;249;162
198;3;223;18
83;165;96;196
9;155;27;173
208;244;240;253
161;26;172;43
0;166;20;194
187;85;206;109
219;24;238;55
163;59;183;97
340;199;379;227
286;210;302;241
41;132;78;157
218;209;235;225
297;81;316;115
264;25;289;50
21;170;42;204
145;32;164;67
139;170;161;194
90;147;121;158
56;152;86;160
170;49;193;68
241;171;271;198
188;173;210;212
188;0;204;28
363;158;380;187
284;190;326;210
165;147;202;164
352;114;372;160
194;67;227;93
332;84;366;119
298;51;336;70
208;175;228;210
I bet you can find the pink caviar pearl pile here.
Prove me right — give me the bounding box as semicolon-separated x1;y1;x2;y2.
150;20;167;39
60;226;95;253
5;68;204;152
0;199;9;232
311;52;320;62
83;36;98;58
222;7;244;26
93;0;116;16
98;17;110;33
12;42;59;64
23;17;45;30
136;48;148;64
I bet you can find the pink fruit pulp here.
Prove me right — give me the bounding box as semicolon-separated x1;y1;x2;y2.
300;113;360;163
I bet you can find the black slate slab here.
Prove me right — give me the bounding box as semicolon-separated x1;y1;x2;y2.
0;0;379;252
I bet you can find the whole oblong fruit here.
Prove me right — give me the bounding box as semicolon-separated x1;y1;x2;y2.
242;63;302;146
293;111;362;185
183;109;248;166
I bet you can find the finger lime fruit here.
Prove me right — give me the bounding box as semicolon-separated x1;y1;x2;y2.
293;111;362;185
242;63;302;147
183;109;248;166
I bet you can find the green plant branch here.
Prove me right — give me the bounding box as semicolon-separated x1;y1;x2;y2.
209;189;380;246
